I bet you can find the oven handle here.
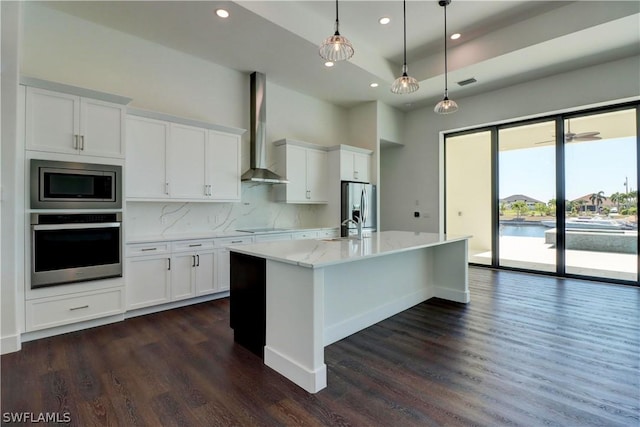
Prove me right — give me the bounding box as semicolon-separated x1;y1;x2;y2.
33;223;122;231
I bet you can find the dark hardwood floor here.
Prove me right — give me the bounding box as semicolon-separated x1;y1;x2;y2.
2;267;639;426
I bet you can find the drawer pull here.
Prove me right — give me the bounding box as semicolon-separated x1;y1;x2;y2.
69;305;89;311
231;240;243;244
141;248;157;252
188;244;202;247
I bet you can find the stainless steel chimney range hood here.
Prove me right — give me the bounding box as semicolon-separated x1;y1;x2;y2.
241;72;288;184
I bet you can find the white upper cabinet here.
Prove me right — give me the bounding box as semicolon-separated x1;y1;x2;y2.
125;111;244;202
273;139;328;204
168;123;208;199
26;87;125;158
126;116;170;199
336;146;372;183
207;130;241;202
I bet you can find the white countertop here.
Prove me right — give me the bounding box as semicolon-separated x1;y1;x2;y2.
126;227;337;244
229;230;471;268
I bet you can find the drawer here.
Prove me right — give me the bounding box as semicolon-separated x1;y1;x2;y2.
291;230;319;240
127;242;170;257
214;236;254;248
172;239;214;252
318;229;340;238
26;288;124;332
254;233;292;243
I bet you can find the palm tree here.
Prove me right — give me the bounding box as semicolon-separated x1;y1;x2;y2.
589;191;607;214
610;192;623;210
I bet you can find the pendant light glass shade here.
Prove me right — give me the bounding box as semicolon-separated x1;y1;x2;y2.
434;0;458;114
391;0;419;94
434;95;459;114
319;0;354;62
391;66;420;94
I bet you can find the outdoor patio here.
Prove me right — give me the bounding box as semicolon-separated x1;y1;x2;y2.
470;235;637;281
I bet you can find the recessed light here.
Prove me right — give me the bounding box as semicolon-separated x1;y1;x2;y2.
450;33;461;40
379;17;391;25
324;61;335;67
215;9;230;18
370;83;379;88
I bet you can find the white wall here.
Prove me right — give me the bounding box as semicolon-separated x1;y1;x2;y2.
382;55;640;233
1;1;22;354
19;3;349;239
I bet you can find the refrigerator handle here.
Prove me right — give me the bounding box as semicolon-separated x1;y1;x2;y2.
361;187;368;224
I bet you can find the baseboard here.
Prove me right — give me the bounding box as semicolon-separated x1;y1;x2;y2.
433;286;470;303
0;334;22;354
323;288;432;346
264;345;327;394
125;292;228;319
21;313;125;343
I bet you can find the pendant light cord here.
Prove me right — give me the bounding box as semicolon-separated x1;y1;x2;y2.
403;0;407;70
334;0;340;34
443;3;449;95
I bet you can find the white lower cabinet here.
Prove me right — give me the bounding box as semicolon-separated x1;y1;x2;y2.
25;287;125;332
170;240;217;299
126;242;171;309
126;254;171;310
214;236;255;292
125;231;336;312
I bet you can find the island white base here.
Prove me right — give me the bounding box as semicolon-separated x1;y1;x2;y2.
263;238;469;393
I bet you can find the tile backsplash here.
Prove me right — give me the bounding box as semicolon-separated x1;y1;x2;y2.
125;182;327;238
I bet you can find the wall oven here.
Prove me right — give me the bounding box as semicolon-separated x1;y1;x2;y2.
30;159;122;209
31;213;123;288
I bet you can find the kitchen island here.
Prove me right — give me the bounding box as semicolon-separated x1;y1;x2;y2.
229;231;470;393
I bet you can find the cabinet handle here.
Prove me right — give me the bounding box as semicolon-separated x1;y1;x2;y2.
192;255;196;267
80;135;85;150
208;185;212;196
141;247;157;252
165;182;170;195
306;190;311;199
73;134;79;149
188;244;202;247
354;170;359;179
167;258;171;270
231;240;243;244
196;254;200;267
69;305;89;311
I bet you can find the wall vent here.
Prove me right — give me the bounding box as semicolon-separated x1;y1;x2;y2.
457;77;477;86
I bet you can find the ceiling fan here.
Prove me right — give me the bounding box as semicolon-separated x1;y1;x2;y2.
535;120;601;145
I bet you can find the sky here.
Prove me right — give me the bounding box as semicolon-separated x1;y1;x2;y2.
499;137;637;203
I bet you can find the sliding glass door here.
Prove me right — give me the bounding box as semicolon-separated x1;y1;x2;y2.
444;103;638;285
498;120;556;272
563;109;638;281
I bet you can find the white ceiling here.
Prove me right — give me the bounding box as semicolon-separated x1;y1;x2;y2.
41;1;640;111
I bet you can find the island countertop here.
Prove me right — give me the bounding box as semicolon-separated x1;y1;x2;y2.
229;230;471;268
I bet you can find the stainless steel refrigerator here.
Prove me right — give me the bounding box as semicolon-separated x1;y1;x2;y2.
341;181;376;237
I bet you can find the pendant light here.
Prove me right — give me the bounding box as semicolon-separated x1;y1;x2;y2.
434;0;459;114
391;0;419;94
319;0;354;62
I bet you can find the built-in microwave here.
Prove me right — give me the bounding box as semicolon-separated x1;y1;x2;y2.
30;159;122;209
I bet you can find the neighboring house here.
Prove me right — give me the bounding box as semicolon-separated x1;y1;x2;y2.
500;194;545;210
571;194;615;213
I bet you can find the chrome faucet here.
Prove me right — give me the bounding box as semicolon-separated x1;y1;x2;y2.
342;218;363;240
